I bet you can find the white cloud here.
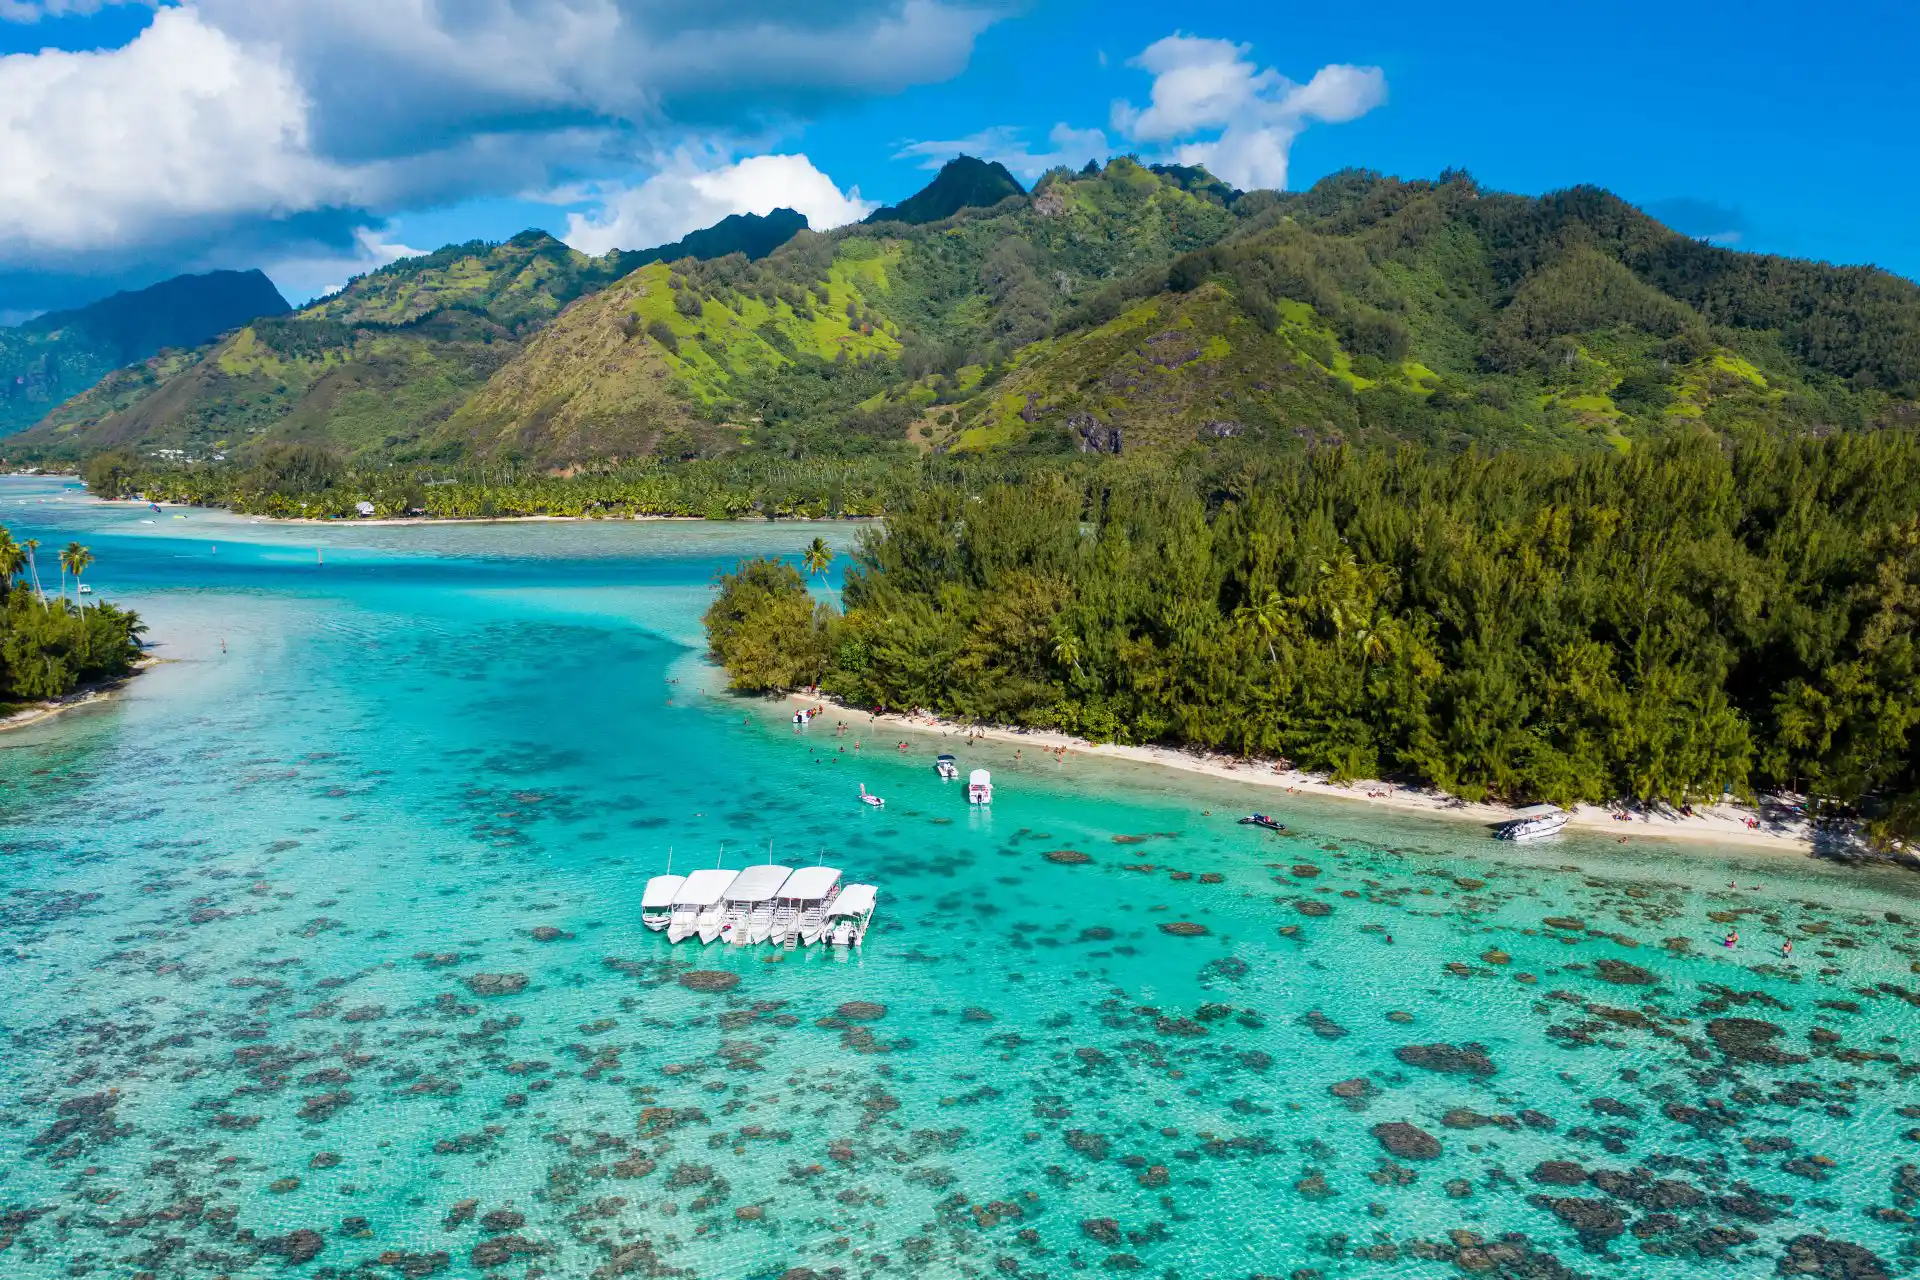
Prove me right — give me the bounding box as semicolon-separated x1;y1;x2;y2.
1111;33;1384;191
0;0;999;311
894;122;1108;180
563;153;874;255
266;226;428;307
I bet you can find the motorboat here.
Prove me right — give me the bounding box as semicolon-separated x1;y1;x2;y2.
77;584;93;596
668;868;737;943
935;754;959;780
1494;804;1570;842
968;769;992;805
641;873;686;931
719;863;794;945
769;865;842;947
823;883;877;947
1238;813;1286;832
858;784;884;808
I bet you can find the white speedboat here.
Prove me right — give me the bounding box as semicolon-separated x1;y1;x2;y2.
968;769;992;805
770;866;841;947
720;863;793;945
1495;805;1569;842
935;754;959;779
641;873;686;931
667;868;737;943
858;784;884;808
823;883;877;947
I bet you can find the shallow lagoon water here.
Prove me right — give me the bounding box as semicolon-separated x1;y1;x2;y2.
2;476;1916;1280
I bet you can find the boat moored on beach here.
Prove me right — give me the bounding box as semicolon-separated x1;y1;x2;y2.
668;868;738;943
720;863;794;944
968;769;992;805
641;873;686;931
824;883;877;947
1494;804;1570;842
770;865;842;947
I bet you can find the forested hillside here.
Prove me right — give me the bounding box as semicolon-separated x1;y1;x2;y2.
7;161;1918;476
0;270;288;437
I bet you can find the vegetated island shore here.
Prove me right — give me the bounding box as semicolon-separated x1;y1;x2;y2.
0;658;157;735
770;691;1892;863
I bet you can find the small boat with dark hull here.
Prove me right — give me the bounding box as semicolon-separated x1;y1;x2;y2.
1238;813;1286;832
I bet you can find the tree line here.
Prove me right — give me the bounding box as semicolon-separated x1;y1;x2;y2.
0;527;144;706
704;430;1920;843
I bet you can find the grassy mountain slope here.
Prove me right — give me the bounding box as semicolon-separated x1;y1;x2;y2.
0;269;288;436
9;165;1917;472
865;155;1025;225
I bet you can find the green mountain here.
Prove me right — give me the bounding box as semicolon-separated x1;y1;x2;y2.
0;269;288;436
623;208;808;268
9;163;1918;470
864;155;1026;226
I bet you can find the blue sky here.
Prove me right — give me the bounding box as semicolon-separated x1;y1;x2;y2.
1;0;1915;316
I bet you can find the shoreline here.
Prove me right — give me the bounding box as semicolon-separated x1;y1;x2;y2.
0;658;156;735
771;691;1891;862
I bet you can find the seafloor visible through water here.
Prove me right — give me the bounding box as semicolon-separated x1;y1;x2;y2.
1;475;1916;1280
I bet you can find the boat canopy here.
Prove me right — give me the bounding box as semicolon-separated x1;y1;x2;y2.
828;883;876;918
969;769;991;786
672;868;738;907
642;874;687;909
1509;804;1563;820
937;753;956;763
725;864;795;903
777;866;842;901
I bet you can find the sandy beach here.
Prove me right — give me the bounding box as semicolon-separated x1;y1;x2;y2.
0;660;154;735
774;691;1864;859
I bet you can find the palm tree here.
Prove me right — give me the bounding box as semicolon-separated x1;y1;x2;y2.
801;536;835;601
0;530;22;591
61;542;94;609
1051;630;1085;679
23;537;43;603
1233;589;1288;662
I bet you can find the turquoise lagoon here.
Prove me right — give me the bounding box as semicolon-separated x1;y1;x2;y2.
0;475;1915;1280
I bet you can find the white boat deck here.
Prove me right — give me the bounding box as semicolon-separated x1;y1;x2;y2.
651;863;874;949
668;868;737;943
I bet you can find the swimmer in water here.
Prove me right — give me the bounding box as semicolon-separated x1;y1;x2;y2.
1723;929;1739;948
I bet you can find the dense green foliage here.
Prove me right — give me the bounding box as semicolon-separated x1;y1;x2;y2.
702;557;833;691
864;156;1026;226
0;269;288;436
0;527;144;706
706;432;1920;836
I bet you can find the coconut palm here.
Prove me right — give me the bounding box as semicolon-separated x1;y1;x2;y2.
0;530;22;590
1051;629;1085;679
61;542;94;609
801;536;834;584
23;537;43;602
1233;589;1289;662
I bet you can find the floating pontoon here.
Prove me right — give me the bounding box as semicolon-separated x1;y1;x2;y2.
641;873;686;931
720;863;794;945
968;768;992;805
935;754;959;780
824;883;877;947
769;865;842;948
1494;804;1569;842
667;868;738;943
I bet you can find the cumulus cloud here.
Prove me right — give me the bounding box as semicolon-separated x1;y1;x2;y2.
1111;34;1384;191
894;123;1109;180
0;0;997;311
564;153;874;255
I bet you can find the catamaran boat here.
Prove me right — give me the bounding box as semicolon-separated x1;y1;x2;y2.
641;873;686;931
935;753;959;780
823;883;877;948
720;863;794;945
968;768;993;805
1495;804;1570;842
667;868;737;943
769;865;842;947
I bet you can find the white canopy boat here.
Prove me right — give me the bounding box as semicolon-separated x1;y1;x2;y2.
1494;804;1570;842
824;883;877;948
641;873;686;931
935;753;959;779
968;768;992;805
668;868;737;943
770;865;842;947
720;863;794;945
